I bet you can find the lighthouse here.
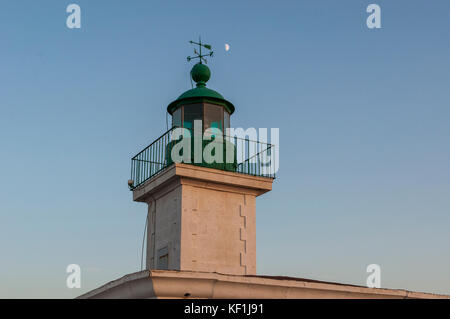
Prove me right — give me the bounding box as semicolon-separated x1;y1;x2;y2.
128;39;275;276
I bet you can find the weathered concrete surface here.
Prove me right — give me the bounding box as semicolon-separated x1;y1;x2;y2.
133;163;273;275
77;270;450;299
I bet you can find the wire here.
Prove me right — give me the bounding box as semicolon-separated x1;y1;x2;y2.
140;212;148;271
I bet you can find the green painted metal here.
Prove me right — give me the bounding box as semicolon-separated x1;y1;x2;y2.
167;89;235;115
190;63;211;87
167;38;235;115
187;37;214;65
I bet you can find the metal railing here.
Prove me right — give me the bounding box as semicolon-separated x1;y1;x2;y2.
130;127;275;190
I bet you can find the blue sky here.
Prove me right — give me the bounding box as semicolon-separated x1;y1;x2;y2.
0;0;449;298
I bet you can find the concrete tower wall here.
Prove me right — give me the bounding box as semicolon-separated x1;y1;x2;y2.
179;182;256;275
134;163;272;276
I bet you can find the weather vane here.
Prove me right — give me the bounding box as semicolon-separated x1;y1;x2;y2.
187;37;214;64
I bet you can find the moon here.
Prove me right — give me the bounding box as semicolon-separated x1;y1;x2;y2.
225;43;230;51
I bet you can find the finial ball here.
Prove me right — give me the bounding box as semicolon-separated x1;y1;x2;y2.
191;63;211;86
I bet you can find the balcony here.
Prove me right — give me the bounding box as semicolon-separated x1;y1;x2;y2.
129;127;275;190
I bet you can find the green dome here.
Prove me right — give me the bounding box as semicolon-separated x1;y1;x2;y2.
178;86;224;100
167;63;235;115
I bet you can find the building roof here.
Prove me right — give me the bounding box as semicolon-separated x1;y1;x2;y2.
77;270;450;299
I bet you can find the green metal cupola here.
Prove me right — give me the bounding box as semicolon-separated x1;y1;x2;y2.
128;38;275;191
167;39;234;134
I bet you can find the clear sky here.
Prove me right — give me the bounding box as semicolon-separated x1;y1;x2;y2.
1;0;449;298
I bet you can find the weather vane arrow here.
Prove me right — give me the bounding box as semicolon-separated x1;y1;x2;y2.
187;36;214;64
